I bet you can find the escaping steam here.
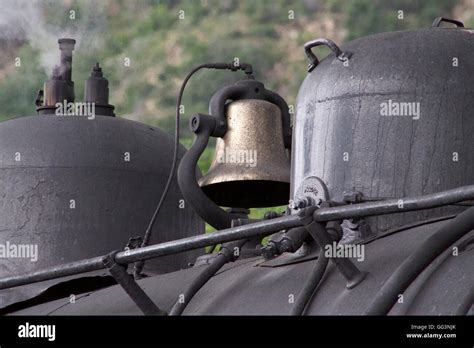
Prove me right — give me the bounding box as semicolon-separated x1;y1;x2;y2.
0;0;106;75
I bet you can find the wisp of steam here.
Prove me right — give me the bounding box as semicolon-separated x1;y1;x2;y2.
0;0;106;75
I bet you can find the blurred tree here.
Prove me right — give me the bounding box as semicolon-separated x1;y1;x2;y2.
330;0;457;40
0;0;464;123
0;44;46;120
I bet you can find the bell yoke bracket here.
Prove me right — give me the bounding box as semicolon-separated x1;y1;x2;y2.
178;75;293;230
208;79;292;149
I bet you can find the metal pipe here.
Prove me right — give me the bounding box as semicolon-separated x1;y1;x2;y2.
102;252;166;315
1;185;473;291
58;38;75;82
169;239;247;316
0;256;104;291
261;226;308;258
365;206;474;315
306;221;367;289
278;226;309;253
0;212;307;290
455;289;473;315
290;244;328;315
117;212;307;264
314;185;474;222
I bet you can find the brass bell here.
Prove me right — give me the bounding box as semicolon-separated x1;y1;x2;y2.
198;98;291;208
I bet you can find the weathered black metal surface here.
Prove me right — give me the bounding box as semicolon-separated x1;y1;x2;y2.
0;115;204;281
0;269;110;311
3;185;472;293
0;196;308;292
8;219;473;315
292;26;474;232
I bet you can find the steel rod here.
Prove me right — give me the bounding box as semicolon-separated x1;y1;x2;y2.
103;252;166;315
0;213;306;290
1;185;473;291
116;213;306;264
0;256;105;291
314;185;474;221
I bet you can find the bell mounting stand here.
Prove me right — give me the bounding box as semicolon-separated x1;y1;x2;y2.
177;113;233;230
134;62;253;279
177;75;292;230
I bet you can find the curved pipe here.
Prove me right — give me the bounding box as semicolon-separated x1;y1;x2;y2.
169;239;247;316
455;289;473;315
135;63;217;278
290;245;329;315
365;206;474;315
177;114;233;230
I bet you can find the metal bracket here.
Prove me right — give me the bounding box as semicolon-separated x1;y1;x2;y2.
102;251;166;316
305;222;367;289
177;113;234;230
292;176;330;210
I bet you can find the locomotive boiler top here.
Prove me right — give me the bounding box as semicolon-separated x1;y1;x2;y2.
0;38;205;309
0;115;204;277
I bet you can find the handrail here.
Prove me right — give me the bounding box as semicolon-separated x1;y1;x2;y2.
1;185;473;292
0;211;311;290
313;185;474;221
